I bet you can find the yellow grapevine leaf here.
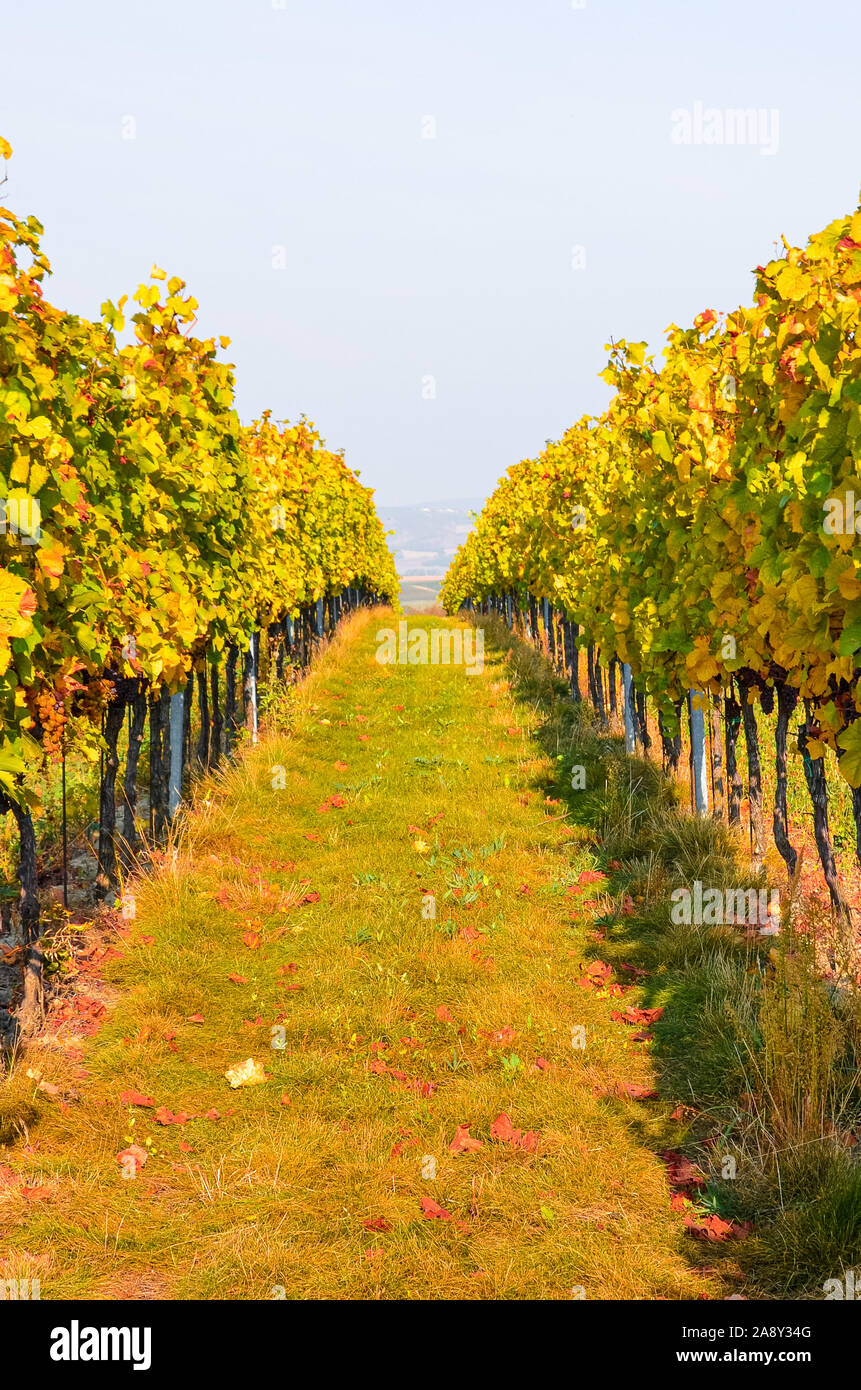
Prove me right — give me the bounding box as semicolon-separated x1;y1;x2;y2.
224;1057;267;1088
35;542;66;579
837;721;861;787
0;570;36;640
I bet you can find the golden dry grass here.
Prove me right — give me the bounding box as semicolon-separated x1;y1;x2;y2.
0;611;751;1300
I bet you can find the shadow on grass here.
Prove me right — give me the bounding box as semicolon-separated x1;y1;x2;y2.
478;614;861;1300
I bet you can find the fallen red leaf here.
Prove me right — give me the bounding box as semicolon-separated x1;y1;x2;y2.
154;1107;189;1126
615;1083;658;1101
448;1124;484;1154
685;1214;752;1242
609;1006;664;1026
619;962;651;979
119;1089;155;1107
489;1112;539;1150
363;1216;392;1232
578;960;613;989
390;1133;416;1159
662;1151;707;1190
489;1112;514;1145
420;1196;453;1220
482;1024;516;1047
115;1145;147;1175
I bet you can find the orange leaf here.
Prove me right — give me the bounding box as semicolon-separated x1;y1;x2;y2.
615;1083;658;1101
483;1024;516;1046
363;1216;392;1232
685;1214;752;1242
115;1145;147;1175
609;1006;664;1026
662;1151;707;1190
119;1089;154;1107
154;1107;189;1126
420;1195;452;1220
448;1124;484;1154
490;1112;515;1142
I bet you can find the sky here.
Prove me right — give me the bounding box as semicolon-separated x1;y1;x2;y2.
2;0;860;506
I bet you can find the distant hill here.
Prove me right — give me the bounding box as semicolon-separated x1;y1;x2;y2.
378;499;482;610
378;500;482;579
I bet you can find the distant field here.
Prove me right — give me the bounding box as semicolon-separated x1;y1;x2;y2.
398;575;443;610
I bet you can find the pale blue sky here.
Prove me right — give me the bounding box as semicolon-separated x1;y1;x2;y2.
2;0;859;504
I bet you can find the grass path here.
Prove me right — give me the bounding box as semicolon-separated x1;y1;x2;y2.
0;611;738;1300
